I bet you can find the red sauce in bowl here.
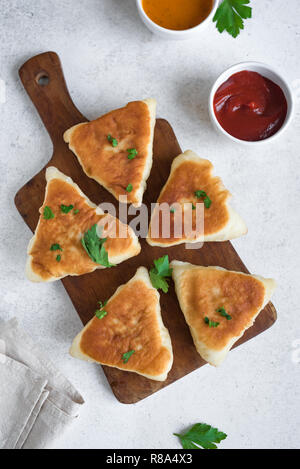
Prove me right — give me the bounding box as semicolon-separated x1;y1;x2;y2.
213;71;288;142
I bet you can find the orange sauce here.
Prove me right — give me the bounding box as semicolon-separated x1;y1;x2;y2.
142;0;213;31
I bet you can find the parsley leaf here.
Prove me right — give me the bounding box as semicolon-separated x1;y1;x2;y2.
204;317;219;328
153;255;173;278
195;190;206;198
126;184;133;193
98;300;108;308
107;134;118;147
99;244;114;267
43;206;54;220
149;271;169;293
95;309;108;319
213;0;252;38
56;255;61;262
81;224;115;268
149;255;172;293
204;196;212;209
195;190;212;209
61;204;74;214
217;307;232;320
73;209;80;215
122;350;135;363
95;300;108;319
50;243;62;252
127;148;138;160
174;423;227;450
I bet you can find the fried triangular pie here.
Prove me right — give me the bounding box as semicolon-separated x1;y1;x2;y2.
26;167;141;282
64;99;156;207
70;267;173;381
147;150;247;246
170;261;276;366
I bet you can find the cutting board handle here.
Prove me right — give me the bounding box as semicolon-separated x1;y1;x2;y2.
19;51;85;144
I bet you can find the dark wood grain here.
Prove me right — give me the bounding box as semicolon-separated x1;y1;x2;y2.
15;52;277;404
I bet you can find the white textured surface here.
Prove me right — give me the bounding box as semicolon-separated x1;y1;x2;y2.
0;0;299;449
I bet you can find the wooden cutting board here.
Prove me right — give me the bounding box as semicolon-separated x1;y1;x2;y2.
15;52;277;404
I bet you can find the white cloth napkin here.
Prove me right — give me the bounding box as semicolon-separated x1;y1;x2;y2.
0;318;84;449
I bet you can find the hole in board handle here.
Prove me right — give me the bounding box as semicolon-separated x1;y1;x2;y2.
36;73;50;86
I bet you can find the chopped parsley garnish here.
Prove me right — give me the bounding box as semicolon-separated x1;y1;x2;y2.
213;0;252;38
195;190;212;209
127;148;138;160
43;206;54;220
192;203;196;210
170;207;176;213
107;134;118;147
174;423;227;450
149;255;172;293
217;307;232;320
195;190;206;198
61;204;74;214
81;224;115;268
122;350;135;364
95;309;108;319
50;243;62;252
56;255;61;262
73;209;80;215
98;300;108;308
95;300;108;319
126;184;133;193
204;317;219;328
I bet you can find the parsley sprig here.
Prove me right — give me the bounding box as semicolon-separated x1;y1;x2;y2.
95;300;108;319
43;206;54;220
217;307;232;320
213;0;252;38
127;148;138;160
107;134;118;147
61;204;74;214
174;423;227;450
122;350;135;363
50;243;62;252
204;317;219;328
81;224;115;268
50;244;62;261
149;255;172;293
195;190;211;209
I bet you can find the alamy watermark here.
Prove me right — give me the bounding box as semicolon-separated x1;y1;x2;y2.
95;197;205;249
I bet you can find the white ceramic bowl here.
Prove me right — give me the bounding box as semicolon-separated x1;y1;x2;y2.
208;61;294;145
136;0;218;40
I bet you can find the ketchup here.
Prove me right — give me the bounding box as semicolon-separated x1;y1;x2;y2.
213;71;287;141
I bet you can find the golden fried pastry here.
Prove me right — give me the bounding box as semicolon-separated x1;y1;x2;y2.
26;167;141;282
64;99;156;207
147;150;247;246
170;260;276;366
70;267;173;381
